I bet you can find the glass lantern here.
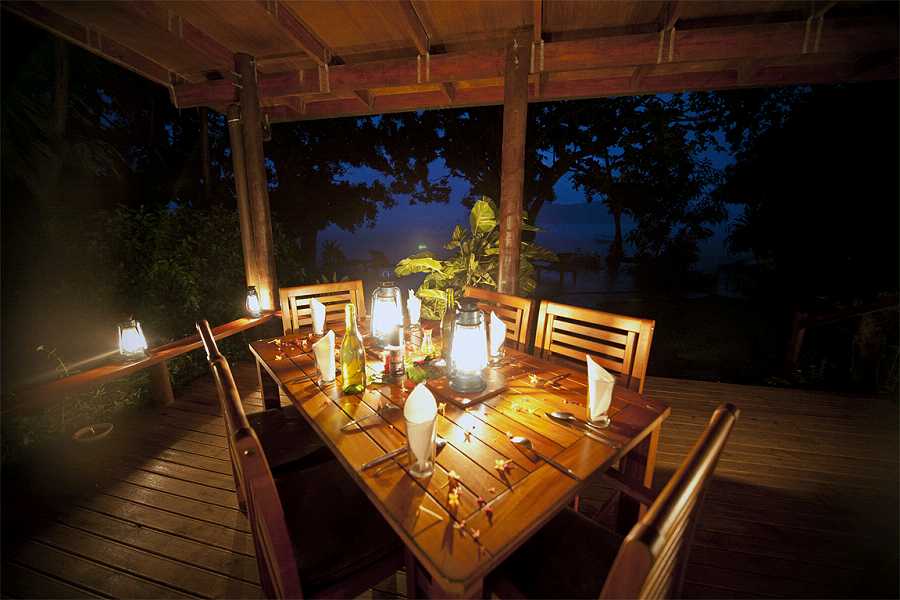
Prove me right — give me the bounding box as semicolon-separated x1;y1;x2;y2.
449;298;488;393
371;281;403;347
118;318;148;360
246;286;262;318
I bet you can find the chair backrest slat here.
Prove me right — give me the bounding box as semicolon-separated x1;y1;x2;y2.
533;300;655;393
280;280;367;335
197;320;302;599
600;403;740;600
463;286;534;349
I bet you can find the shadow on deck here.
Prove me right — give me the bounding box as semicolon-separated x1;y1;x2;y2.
2;365;898;598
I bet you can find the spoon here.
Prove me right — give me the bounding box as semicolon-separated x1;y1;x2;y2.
509;436;579;480
546;412;621;448
363;437;448;471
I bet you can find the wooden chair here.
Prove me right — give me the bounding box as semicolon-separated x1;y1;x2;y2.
533;300;655;393
463;286;535;350
487;403;740;599
279;280;367;335
197;321;330;481
197;320;403;599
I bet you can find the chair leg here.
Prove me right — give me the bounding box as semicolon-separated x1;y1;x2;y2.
405;549;419;599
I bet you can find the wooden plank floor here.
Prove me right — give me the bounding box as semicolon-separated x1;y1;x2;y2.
2;364;897;599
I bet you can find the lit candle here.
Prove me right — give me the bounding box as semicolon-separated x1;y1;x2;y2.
371;282;403;346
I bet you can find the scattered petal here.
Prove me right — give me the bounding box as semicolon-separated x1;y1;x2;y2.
485;506;494;521
438;402;446;416
447;470;461;490
453;520;467;536
470;528;481;543
476;496;486;508
447;488;460;510
487;487;496;494
528;373;539;385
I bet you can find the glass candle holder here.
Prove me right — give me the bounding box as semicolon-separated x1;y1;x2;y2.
449;298;488;393
371;282;402;347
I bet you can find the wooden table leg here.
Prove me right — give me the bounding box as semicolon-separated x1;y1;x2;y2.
615;424;661;534
257;358;281;410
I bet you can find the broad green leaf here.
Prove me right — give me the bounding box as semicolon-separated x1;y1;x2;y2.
415;288;446;300
469;199;496;235
395;256;445;277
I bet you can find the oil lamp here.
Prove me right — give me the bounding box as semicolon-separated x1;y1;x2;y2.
246;286;262;318
118;318;148;360
371;281;402;347
449;298;488;393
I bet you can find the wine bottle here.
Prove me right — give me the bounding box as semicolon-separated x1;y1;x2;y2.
340;303;366;394
441;288;456;362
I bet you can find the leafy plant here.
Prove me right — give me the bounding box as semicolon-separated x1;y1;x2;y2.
395;197;556;319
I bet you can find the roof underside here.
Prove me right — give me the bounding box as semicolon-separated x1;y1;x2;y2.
6;0;899;122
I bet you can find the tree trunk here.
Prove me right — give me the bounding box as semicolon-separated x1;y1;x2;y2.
607;205;624;268
199;107;211;207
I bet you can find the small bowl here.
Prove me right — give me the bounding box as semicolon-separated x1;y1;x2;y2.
72;423;114;444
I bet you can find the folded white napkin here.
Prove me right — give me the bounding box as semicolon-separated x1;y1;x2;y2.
489;311;507;357
587;354;614;422
312;330;335;382
407;290;421;326
404;383;437;468
310;298;326;335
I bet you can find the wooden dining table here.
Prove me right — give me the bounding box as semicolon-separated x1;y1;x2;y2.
249;323;669;598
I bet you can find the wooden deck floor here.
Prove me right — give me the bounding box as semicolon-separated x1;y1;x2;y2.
2;364;897;599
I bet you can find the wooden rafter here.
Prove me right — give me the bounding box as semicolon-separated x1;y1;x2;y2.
261;0;331;66
394;0;430;55
170;15;897;109
6;0;172;86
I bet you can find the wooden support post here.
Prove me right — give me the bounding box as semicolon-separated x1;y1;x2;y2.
497;33;530;295
227;104;259;291
149;361;174;407
236;53;278;310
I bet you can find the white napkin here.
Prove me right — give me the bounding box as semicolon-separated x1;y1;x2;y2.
587;354;615;422
312;330;335;382
489;311;507;357
404;383;437;468
407;290;421;326
310;298;326;335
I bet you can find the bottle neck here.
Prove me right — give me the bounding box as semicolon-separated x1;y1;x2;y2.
345;303;358;333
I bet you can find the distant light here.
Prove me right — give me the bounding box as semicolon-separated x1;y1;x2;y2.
417;243;428;250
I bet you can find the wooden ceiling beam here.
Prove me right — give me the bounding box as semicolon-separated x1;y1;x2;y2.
261;0;331;66
5;0;172;86
658;1;682;31
172;15;897;109
394;0;430;55
281;57;891;122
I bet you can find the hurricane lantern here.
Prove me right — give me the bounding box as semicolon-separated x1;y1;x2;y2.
371;282;403;346
449;298;488;393
118;319;148;360
246;286;262;318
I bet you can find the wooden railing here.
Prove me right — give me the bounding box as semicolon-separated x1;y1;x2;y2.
4;312;280;415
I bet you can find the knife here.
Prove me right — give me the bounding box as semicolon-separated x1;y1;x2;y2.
546;412;621;449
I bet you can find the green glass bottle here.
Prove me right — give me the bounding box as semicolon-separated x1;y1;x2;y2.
441;288;456;362
340;303;366;394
